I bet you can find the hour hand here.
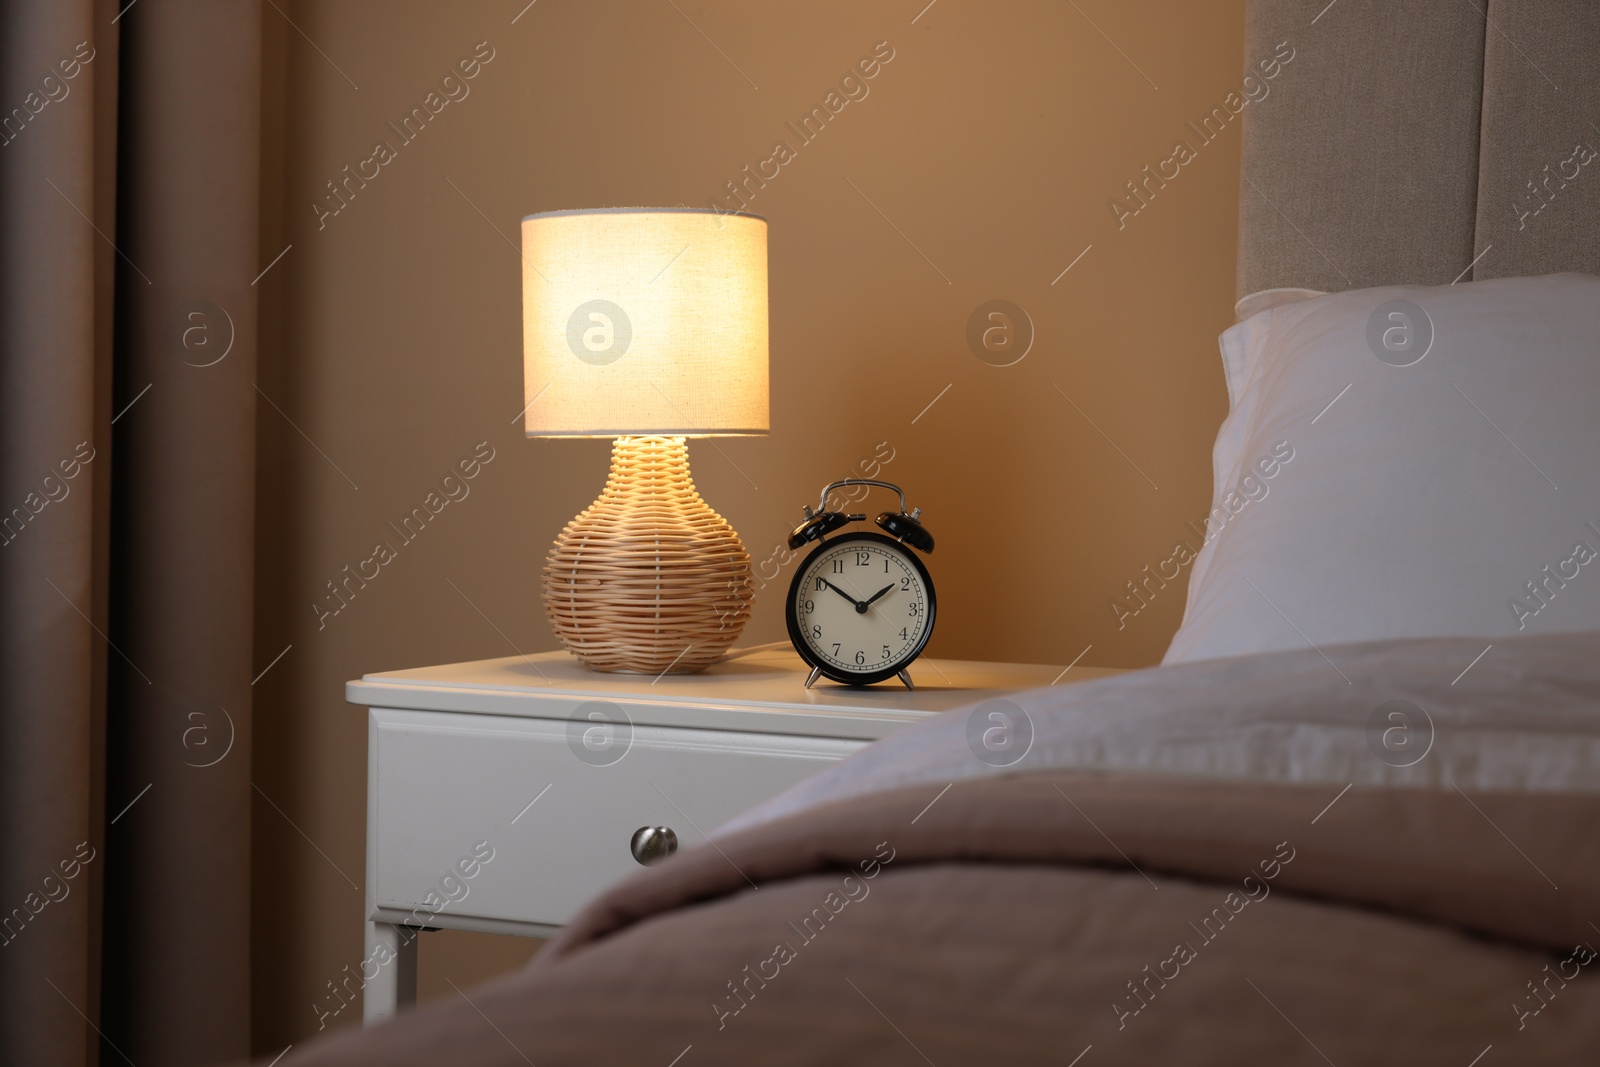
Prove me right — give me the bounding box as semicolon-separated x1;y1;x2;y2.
863;583;896;608
820;579;864;609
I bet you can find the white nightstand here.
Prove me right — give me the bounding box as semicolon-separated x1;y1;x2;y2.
345;643;1120;1023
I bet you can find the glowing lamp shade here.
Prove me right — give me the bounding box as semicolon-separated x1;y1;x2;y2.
519;208;769;675
520;208;769;437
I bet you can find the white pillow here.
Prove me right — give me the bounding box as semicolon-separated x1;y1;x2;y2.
1164;273;1600;666
1233;287;1323;321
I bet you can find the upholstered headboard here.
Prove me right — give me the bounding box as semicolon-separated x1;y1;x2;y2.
1238;0;1600;297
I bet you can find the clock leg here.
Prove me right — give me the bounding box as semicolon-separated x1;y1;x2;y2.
804;665;823;689
897;669;915;690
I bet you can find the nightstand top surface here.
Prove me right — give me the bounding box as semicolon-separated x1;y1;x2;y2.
348;643;1124;741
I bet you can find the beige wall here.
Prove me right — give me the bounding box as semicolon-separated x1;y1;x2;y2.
253;0;1246;1051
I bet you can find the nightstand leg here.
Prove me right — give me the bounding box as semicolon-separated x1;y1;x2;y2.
363;921;419;1025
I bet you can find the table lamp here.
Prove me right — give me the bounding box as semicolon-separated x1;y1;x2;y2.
521;208;768;674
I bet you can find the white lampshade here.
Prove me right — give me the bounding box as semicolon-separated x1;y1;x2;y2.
520;208;769;437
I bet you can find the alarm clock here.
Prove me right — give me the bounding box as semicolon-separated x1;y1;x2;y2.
784;479;936;689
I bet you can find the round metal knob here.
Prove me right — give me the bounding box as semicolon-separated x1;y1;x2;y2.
630;826;678;866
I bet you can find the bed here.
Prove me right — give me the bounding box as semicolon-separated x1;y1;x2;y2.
261;2;1600;1063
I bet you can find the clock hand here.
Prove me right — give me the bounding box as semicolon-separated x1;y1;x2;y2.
862;583;896;608
819;579;865;610
836;577;888;614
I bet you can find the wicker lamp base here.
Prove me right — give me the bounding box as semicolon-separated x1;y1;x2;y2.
542;435;754;674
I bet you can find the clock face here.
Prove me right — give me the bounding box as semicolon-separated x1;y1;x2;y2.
786;532;935;684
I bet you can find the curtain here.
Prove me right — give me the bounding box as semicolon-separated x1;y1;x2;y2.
0;2;262;1064
0;1;109;1063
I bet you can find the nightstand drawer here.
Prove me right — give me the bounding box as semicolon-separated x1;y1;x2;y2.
369;707;863;929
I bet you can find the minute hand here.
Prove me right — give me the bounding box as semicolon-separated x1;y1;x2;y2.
862;584;896;608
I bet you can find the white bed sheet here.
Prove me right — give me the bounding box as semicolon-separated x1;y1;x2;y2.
718;630;1600;836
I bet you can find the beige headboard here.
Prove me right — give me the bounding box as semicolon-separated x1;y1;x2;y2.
1238;0;1600;297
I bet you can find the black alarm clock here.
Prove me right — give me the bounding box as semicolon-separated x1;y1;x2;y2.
784;480;936;689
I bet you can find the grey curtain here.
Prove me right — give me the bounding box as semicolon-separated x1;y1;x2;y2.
0;2;262;1064
0;1;110;1064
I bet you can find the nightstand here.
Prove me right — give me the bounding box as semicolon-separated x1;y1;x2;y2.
345;643;1121;1024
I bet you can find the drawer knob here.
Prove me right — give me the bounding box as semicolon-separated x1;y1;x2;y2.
630;825;678;866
